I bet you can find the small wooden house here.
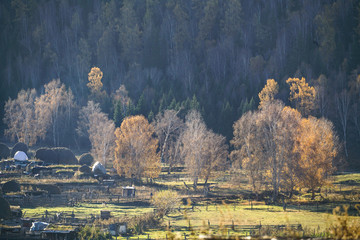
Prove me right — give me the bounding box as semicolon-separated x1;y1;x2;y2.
100;210;111;220
122;186;135;197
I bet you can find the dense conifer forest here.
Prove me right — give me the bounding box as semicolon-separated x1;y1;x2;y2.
1;0;360;168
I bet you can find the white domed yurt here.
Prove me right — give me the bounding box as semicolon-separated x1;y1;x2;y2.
14;151;28;161
14;151;29;167
92;161;106;175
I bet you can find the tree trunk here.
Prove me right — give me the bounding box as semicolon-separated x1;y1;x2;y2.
311;189;315;200
193;177;198;190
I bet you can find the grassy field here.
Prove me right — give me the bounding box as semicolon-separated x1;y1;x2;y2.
23;202;154;219
3;167;360;239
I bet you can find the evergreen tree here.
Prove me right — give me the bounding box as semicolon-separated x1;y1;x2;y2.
114;100;123;128
136;93;146;116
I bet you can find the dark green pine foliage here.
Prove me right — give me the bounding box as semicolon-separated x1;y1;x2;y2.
136;93;146;116
219;101;234;140
148;110;154;123
113;100;123;128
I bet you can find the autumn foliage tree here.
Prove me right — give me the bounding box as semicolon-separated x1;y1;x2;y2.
286;77;316;116
258;79;279;109
294;117;338;199
87;67;103;93
114;115;160;180
232;79;338;201
87;67;109;111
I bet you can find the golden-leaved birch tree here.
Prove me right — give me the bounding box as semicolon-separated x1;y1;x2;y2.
286;77;316;116
276;106;302;197
87;67;103;93
114;115;160;180
258;79;279;109
294;117;338;200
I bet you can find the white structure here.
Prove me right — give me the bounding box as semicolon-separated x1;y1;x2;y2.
92;161;106;175
14;151;28;161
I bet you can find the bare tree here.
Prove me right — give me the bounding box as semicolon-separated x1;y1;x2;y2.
77;101;102;139
3;89;38;146
78;101;115;166
201;130;228;188
336;89;350;157
181;110;207;189
181;110;227;190
35;79;73;146
89;112;115;167
231;111;265;197
154;109;184;173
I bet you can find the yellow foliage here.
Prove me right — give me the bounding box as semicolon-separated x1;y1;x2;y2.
114;115;160;179
286;77;316;116
151;190;180;217
294;117;337;198
258;79;279;109
87;67;103;93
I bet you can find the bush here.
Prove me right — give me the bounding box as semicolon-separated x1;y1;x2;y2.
79;165;91;174
0;196;11;219
11;142;28;157
2;180;21;194
151;190;181;218
52;147;78;165
35;148;57;164
37;184;61;194
128;213;161;234
0;143;10;160
78;225;110;240
79;153;94;166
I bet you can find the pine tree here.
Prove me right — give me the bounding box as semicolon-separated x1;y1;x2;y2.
114;100;123;128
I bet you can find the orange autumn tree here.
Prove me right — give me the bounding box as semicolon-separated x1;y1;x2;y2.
114;115;160;180
294;117;338;200
258;79;279;109
286;77;316;116
87;67;103;93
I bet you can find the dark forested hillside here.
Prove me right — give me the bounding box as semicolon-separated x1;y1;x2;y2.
1;0;360;167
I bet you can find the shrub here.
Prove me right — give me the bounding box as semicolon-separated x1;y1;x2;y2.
2;180;21;194
128;213;161;234
11;142;28;157
35;148;57;164
0;196;11;219
52;147;78;165
151;190;181;218
79;165;91;174
78;225;110;240
79;153;94;166
0;143;10;160
37;184;61;194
